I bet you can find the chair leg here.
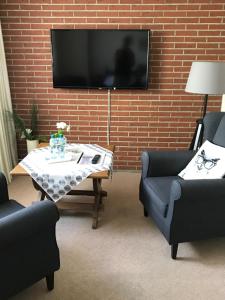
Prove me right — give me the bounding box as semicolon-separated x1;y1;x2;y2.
144;207;148;217
171;243;178;260
46;273;54;291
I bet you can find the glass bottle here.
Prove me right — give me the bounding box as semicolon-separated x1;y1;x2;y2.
49;134;57;159
58;134;66;158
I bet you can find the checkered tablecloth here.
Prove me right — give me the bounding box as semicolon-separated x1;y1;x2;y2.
19;144;113;202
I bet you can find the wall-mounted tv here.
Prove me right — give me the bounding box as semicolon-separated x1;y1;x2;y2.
51;29;150;90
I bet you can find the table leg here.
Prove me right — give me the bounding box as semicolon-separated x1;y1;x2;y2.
92;178;102;229
32;179;46;200
31;177;106;229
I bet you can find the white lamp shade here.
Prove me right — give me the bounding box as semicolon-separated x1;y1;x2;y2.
185;61;225;95
221;94;225;112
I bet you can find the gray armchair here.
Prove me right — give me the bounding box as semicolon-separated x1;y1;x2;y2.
139;112;225;259
0;172;60;299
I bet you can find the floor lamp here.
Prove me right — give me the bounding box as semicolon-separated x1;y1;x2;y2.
185;61;225;150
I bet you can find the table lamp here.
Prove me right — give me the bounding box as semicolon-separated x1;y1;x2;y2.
185;61;225;149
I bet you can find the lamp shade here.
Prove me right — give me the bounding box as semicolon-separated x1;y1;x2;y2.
185;61;225;95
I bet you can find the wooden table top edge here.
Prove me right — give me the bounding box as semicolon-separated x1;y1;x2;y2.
10;143;115;179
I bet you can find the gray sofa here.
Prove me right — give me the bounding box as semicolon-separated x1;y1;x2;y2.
139;112;225;259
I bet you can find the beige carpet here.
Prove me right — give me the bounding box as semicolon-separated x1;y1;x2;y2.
8;172;225;300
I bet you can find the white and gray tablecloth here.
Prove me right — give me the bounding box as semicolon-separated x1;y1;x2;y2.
19;144;113;202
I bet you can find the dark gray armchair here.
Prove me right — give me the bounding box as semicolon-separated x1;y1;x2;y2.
0;172;60;299
139;112;225;259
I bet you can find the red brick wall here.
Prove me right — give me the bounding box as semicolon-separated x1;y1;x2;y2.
1;1;225;169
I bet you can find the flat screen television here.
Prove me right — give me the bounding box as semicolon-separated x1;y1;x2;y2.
51;29;149;89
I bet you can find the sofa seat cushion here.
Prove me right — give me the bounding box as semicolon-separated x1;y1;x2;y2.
143;176;179;217
0;200;24;220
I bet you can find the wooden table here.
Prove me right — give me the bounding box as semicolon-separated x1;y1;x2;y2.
10;143;114;229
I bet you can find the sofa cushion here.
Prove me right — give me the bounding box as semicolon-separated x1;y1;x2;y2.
143;176;179;217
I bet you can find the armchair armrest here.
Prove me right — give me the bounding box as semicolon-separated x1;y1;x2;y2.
0;172;9;204
166;178;225;244
170;179;225;202
141;150;195;178
0;200;59;249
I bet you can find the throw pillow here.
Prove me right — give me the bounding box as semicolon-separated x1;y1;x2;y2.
179;140;225;180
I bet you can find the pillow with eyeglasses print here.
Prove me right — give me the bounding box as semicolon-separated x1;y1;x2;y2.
195;150;220;171
179;140;225;180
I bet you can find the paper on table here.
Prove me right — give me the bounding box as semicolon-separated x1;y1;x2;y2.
79;153;106;165
46;151;83;164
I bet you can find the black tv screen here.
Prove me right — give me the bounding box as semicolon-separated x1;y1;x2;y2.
51;29;149;89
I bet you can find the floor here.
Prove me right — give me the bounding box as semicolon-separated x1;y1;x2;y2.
8;171;225;300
